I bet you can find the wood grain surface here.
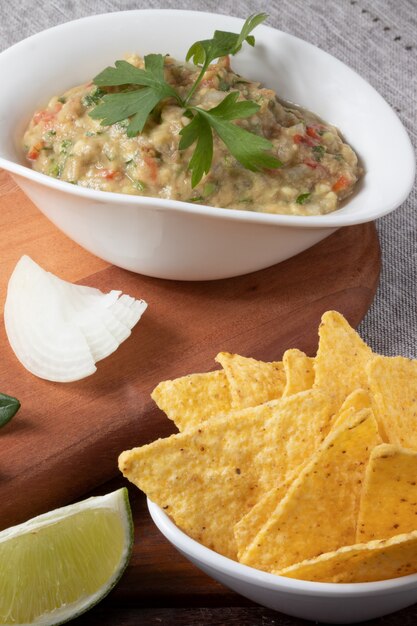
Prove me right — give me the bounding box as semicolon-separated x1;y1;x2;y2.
0;170;381;533
0;169;392;625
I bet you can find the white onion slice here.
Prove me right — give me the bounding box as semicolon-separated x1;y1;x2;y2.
4;256;147;382
109;296;147;329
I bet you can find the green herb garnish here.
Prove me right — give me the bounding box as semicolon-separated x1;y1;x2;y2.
179;92;281;187
125;172;146;191
89;14;282;187
48;161;63;178
296;193;311;205
90;54;180;137
203;182;216;196
217;76;231;92
312;145;325;162
0;393;20;429
183;13;267;105
82;87;106;108
60;139;72;155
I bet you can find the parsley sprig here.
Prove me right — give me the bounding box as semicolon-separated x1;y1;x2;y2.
91;54;180;136
183;12;268;106
89;14;282;187
181;92;281;187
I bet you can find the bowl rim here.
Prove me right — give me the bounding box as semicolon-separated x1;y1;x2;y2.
0;8;415;229
148;498;417;597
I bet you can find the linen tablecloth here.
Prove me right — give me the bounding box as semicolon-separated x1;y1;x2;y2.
1;0;416;355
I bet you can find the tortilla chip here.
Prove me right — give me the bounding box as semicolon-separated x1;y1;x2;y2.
235;391;372;559
151;370;231;432
119;389;333;559
357;444;417;542
331;388;371;431
277;531;417;582
239;408;381;572
367;355;417;447
234;476;293;561
314;311;373;410
215;352;286;409
282;349;315;397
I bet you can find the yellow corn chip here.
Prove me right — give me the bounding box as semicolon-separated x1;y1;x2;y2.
278;531;417;583
234;476;293;561
233;394;376;568
331;388;371;431
282;349;315;397
239;408;381;572
367;355;417;447
151;370;231;432
357;444;417;542
215;352;286;409
119;389;333;559
235;391;371;559
314;311;373;410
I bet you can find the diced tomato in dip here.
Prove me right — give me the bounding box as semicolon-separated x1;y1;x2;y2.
23;55;363;216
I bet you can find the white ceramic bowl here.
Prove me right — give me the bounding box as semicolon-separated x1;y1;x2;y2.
148;499;417;623
0;10;414;280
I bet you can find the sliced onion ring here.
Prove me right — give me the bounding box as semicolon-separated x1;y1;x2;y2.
4;256;147;382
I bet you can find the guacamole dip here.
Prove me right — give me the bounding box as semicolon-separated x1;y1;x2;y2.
23;55;362;216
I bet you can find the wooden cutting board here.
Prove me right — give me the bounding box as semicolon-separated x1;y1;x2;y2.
0;170;380;531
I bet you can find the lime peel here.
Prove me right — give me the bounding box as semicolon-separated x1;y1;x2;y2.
0;488;133;626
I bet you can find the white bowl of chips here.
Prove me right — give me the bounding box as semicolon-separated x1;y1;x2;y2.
120;312;417;623
148;499;417;624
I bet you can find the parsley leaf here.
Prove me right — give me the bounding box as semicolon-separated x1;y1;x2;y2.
184;13;267;105
179;114;213;188
186;13;267;68
90;14;282;186
181;92;282;186
90;55;179;136
233;13;268;51
200;90;259;120
204;117;282;172
93;55;175;90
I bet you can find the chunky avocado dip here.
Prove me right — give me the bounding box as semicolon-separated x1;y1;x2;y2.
23;53;362;216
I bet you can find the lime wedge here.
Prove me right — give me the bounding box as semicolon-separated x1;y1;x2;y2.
0;488;133;625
